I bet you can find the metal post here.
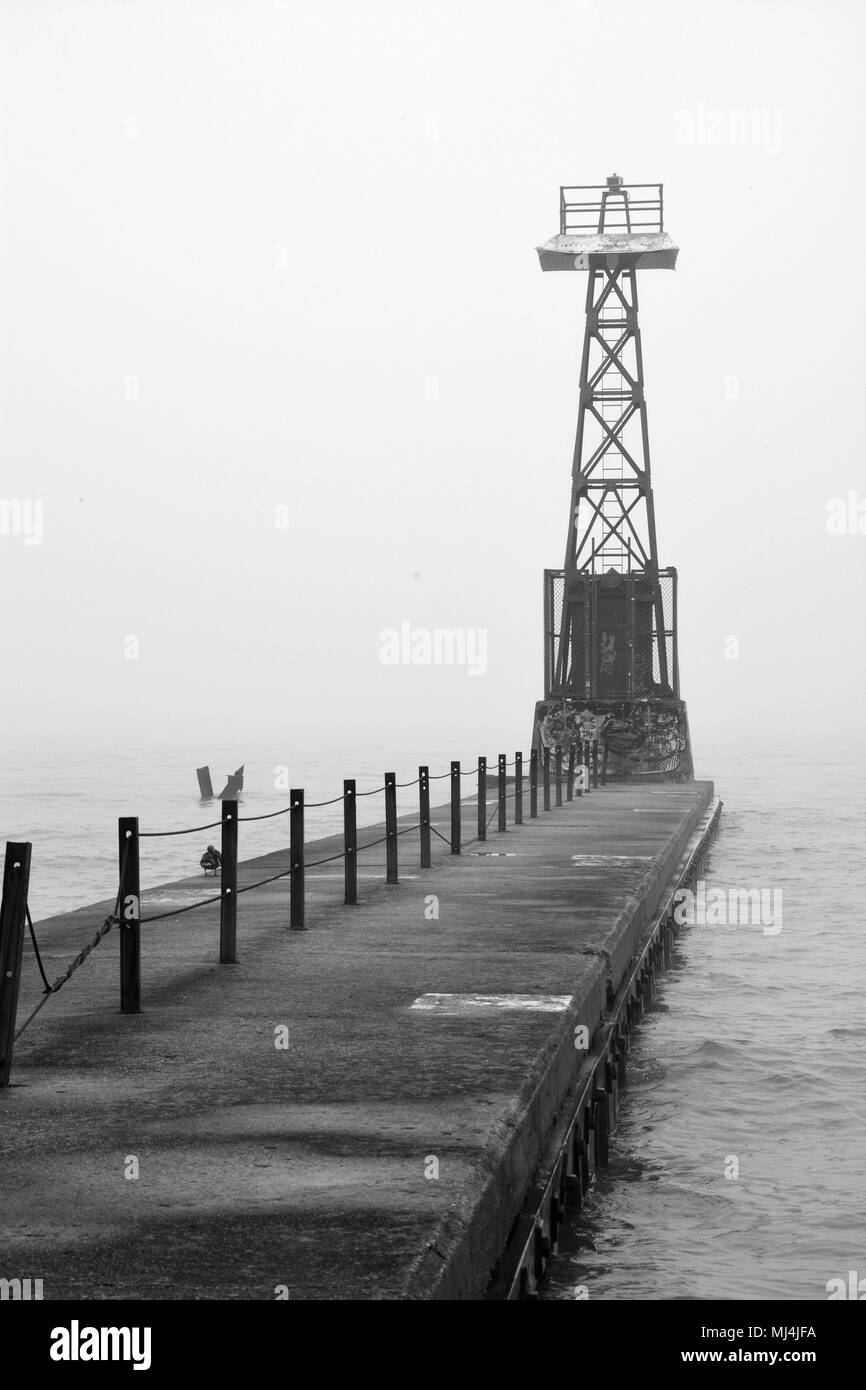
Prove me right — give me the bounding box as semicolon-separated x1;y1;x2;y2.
515;752;523;825
567;744;575;801
220;799;237;963
450;762;461;854
583;740;592;795
290;790;305;930
118;817;140;1013
196;766;214;799
592;742;600;789
477;756;487;841
0;841;32;1088
543;747;551;811
555;746;563;807
498;754;506;832
343;779;357;904
602;743;609;786
419;767;431;869
385;772;398;884
530;748;538;818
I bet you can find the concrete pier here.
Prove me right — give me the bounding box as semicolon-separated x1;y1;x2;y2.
1;780;714;1300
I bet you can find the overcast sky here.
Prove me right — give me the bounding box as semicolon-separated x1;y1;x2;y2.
2;0;864;761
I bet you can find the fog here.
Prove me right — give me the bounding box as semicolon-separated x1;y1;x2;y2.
2;0;864;763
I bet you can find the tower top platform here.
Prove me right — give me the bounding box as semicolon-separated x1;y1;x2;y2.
536;232;678;272
537;175;677;271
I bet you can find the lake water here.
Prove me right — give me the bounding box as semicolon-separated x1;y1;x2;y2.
0;736;476;921
541;733;866;1301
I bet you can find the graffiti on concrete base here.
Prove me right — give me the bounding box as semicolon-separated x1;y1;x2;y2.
537;706;607;748
534;699;693;779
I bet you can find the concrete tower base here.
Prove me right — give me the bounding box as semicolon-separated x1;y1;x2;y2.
531;696;694;781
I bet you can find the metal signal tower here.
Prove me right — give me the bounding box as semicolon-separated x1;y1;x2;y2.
532;175;693;779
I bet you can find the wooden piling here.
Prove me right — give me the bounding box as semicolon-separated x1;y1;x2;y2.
118;818;140;1013
289;790;305;930
450;762;461;855
498;754;506;832
477;757;487;842
220;799;237;963
593;1086;610;1166
385;772;398;884
418;767;431;869
515;752;523;825
0;842;32;1087
343;780;357;904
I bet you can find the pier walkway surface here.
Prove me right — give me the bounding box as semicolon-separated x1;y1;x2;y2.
2;779;713;1299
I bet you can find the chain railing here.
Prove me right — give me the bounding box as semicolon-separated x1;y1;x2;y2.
0;742;602;1085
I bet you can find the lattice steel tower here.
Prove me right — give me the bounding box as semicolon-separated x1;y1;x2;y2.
532;175;693;780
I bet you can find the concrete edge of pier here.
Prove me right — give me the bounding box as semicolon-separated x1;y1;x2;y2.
400;780;715;1300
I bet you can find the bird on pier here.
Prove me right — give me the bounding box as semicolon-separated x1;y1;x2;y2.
200;844;223;876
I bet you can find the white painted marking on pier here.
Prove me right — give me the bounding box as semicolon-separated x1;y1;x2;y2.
571;854;653;865
144;892;213;906
409;993;573;1015
305;874;419;880
516;875;590;882
468;852;517;857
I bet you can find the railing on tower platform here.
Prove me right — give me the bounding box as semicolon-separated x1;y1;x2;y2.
559;182;664;236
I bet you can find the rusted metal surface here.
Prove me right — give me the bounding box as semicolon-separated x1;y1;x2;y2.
537;231;678;273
